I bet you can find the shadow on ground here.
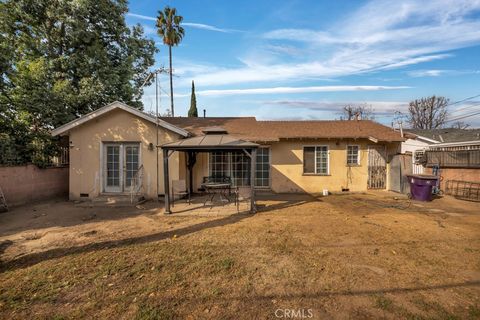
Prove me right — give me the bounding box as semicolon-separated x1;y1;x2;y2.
0;212;254;272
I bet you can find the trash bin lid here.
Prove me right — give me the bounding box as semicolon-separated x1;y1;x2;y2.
407;174;438;180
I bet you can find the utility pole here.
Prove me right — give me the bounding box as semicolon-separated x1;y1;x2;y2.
152;67;169;201
135;67;171;201
155;71;159;200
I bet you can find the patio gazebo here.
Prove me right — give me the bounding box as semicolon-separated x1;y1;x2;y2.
161;127;259;214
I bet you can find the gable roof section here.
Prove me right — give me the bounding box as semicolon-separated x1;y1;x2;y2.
161;117;405;142
51;101;189;137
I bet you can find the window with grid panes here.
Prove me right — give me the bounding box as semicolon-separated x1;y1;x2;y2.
208;149;271;187
231;152;250;186
209;152;229;178
209;152;250;186
303;146;329;174
346;145;359;165
255;147;270;187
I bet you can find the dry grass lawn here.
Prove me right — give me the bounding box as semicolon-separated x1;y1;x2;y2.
0;192;479;319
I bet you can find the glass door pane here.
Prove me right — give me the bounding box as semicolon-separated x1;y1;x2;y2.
105;145;121;191
125;145;139;189
231;152;250;186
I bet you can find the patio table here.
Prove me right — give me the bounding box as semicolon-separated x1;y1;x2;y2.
201;182;232;205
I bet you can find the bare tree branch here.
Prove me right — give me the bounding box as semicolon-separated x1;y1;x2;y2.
341;104;375;120
451;121;470;129
407;96;449;129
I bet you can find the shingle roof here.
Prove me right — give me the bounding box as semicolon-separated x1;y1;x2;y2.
406;128;480;143
161;117;405;142
258;120;404;141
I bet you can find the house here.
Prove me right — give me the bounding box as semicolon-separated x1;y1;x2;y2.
401;132;440;174
52;101;405;206
401;128;480;200
403;128;480;174
406;128;480;144
422;140;480;198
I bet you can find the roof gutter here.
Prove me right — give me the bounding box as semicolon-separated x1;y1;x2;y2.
428;140;480;148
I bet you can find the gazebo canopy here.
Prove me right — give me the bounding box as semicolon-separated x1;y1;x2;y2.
161;133;259;151
160;129;258;214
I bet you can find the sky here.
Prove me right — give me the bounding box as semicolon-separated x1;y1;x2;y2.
126;0;480;127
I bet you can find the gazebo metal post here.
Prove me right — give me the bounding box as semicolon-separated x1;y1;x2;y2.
187;151;197;195
163;149;171;214
250;148;257;213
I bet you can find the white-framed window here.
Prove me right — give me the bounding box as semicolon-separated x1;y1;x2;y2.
303;146;329;175
347;145;360;165
255;147;270;187
208;148;271;187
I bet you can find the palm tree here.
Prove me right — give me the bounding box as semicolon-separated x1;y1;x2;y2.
156;6;184;117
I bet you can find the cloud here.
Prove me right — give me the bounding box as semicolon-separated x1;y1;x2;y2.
408;69;448;77
127;13;157;21
182;23;241;33
126;13;241;33
263;44;306;57
187;0;480;86
263;100;409;114
176;85;409;97
375;54;452;70
407;69;480;77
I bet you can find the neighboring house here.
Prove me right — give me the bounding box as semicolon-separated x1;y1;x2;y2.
401;132;439;174
403;128;480;174
52;101;405;201
424;140;480;194
402;128;480;198
407;128;480;144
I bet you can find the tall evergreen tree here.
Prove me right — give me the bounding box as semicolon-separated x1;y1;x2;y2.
188;81;198;117
0;0;157;164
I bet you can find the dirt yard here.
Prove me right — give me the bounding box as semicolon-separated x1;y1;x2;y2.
0;192;479;319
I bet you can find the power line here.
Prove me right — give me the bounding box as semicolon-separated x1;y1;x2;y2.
445;109;480;123
449;102;480;115
397;93;480;116
445;94;480;108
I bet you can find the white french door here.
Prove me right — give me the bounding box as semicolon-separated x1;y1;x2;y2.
104;143;140;193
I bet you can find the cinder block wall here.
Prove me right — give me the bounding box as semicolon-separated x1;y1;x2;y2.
0;164;69;207
438;168;480;189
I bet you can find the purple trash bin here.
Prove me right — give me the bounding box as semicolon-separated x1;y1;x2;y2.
407;175;438;201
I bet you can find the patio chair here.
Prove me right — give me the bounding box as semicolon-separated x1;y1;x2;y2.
234;186;251;212
172;180;190;207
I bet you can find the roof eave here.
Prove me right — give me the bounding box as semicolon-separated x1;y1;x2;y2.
162;145;259;150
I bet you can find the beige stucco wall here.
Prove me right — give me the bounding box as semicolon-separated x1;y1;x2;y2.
67;110;401;198
68;108;182;200
185;139;400;194
269;139;399;193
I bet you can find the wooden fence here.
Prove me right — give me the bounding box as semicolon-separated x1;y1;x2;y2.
426;150;480;168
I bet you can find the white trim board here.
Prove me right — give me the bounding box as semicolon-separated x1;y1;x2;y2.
51;101;189;137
